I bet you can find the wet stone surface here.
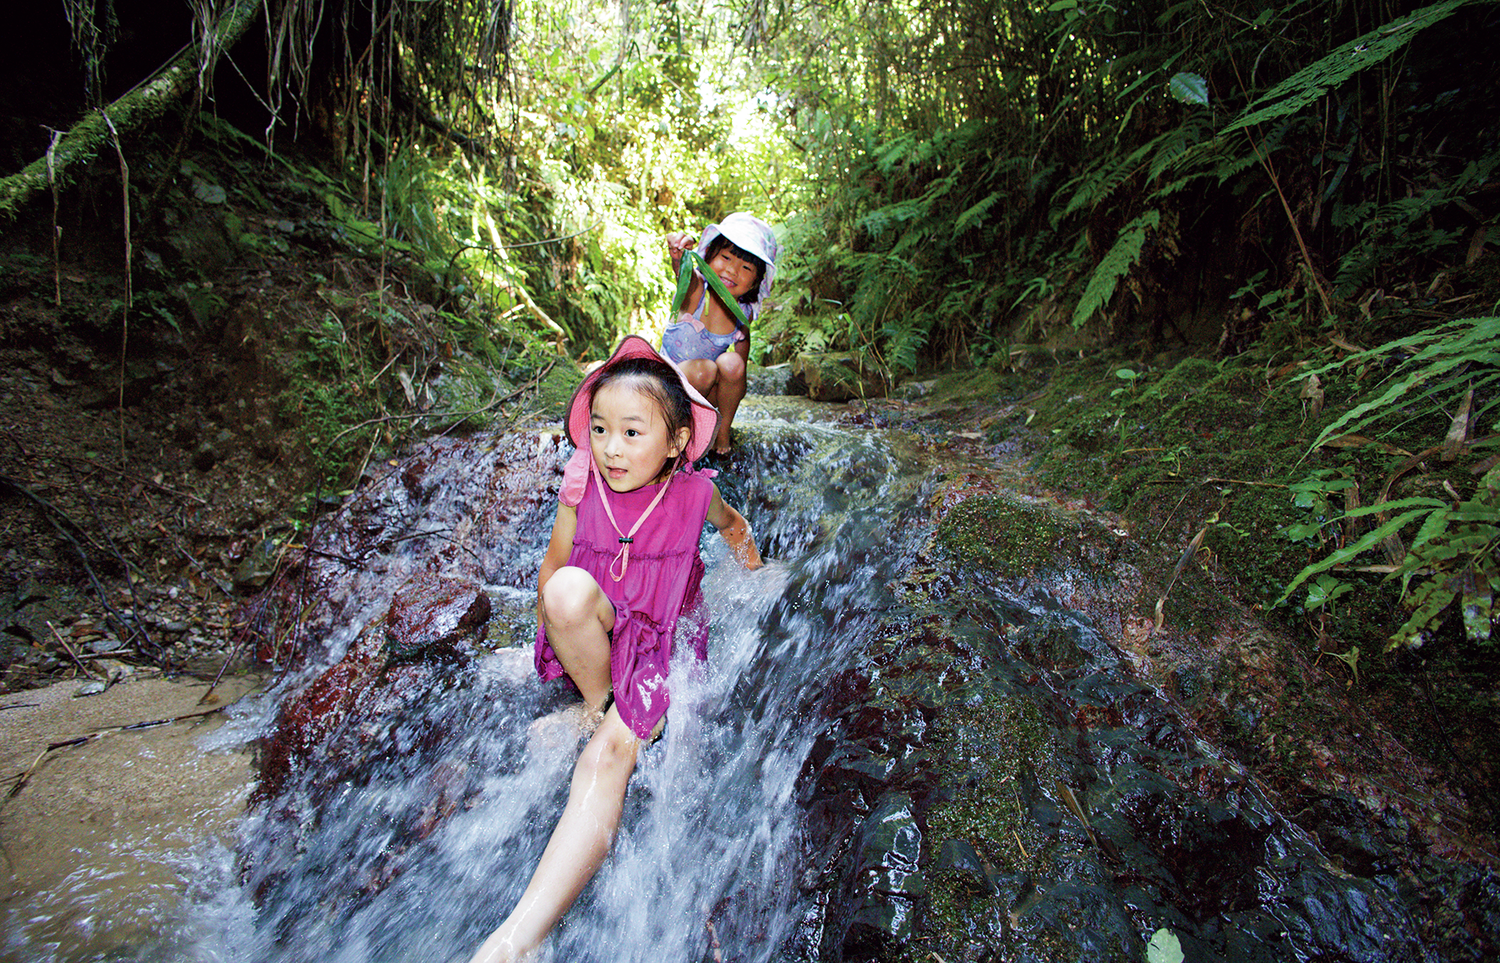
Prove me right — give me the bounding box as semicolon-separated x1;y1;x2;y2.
231;411;1497;963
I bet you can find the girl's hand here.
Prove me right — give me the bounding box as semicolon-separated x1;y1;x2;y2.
666;232;694;259
706;486;762;570
721;518;762;570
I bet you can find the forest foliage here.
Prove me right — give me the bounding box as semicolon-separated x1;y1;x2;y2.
11;0;1500;652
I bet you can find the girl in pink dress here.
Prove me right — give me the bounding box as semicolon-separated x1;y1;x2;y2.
468;335;761;963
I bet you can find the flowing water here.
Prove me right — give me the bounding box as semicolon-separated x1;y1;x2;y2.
7;397;1475;962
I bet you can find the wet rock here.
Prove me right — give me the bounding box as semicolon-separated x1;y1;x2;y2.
233;538;280;592
802;587;1448;963
384;572;491;659
254;574;489;802
793;350;890;402
747;361;804;396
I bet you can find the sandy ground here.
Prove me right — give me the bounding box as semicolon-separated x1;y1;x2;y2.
0;672;264;962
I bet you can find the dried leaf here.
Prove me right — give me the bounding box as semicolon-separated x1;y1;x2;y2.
1154;525;1208;629
1342;477;1362;544
1319;434;1413;456
1441;387;1473;461
1300;373;1324;419
1466;225;1489;266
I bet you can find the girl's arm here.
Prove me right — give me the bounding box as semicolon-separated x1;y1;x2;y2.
706;485;762;570
537;503;578;615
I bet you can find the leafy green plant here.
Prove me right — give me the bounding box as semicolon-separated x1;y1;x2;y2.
1301;316;1500;457
1278;479;1499;649
1278;317;1500;648
1073;210;1158;328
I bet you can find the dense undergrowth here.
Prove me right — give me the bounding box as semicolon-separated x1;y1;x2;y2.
1010;311;1500;827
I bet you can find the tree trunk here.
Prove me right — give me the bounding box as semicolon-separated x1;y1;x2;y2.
0;0;261;224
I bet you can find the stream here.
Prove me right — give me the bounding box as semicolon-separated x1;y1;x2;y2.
11;395;1492;962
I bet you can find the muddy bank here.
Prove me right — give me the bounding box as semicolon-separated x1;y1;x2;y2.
0;673;262;961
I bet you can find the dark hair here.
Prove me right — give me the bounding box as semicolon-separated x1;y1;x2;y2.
590;357;694;475
705;236;766;306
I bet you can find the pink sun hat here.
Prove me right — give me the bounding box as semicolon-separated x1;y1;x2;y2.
558;335;720;506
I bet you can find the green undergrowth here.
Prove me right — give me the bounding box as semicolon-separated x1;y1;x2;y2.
1015;329;1500;826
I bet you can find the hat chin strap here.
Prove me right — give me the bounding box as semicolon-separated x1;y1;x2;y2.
591;457;673;582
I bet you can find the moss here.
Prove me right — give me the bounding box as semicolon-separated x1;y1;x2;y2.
935;495;1083;580
532;361;583;424
920;695;1064;957
923;365;1014;406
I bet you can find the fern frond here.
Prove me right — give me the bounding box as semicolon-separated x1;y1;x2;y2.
1220;0;1469;137
859;199;927;239
954;191;1004;234
1063;139;1158;217
1148;116;1214;182
1277;506;1438;606
1072;210;1159;328
1301;316;1500;456
874;133;920;174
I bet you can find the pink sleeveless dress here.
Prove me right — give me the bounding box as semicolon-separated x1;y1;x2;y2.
534;469;714;739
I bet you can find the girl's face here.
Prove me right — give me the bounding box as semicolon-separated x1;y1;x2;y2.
707;246;759;299
590;379;689;492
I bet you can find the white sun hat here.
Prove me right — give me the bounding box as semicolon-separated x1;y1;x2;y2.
695;212;779;320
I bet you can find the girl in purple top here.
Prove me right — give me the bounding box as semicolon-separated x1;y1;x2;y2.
468;336;761;963
662;212;779;454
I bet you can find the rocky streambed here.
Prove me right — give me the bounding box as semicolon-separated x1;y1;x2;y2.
4;390;1497;962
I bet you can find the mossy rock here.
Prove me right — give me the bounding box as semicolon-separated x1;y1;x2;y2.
934;494;1095;581
793;349;890;402
531;359;584;423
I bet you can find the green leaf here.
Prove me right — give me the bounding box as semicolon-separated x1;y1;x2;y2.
954;192;1004;234
1460;578;1494;644
1167;72;1208;106
1146;928;1185;963
1278;507;1437;606
1073;210;1159;327
1307;574;1354;610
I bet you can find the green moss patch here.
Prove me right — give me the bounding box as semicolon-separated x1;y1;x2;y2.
935;494;1085;581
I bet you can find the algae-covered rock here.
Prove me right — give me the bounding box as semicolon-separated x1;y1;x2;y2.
792;349;890;402
934;494;1087;580
746;361;804;396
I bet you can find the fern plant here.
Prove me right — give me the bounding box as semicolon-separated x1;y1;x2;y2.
1072;210;1158;328
1278;316;1500;649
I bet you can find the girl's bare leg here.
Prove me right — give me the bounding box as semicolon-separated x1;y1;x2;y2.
536;566;615;708
710;352;746;452
678;358;719;403
467;566;631;963
468;711;640;963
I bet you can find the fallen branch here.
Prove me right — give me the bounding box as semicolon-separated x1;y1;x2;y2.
3;704;226;802
0;0;261;223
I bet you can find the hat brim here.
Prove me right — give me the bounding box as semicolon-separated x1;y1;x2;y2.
698;213;778;303
566;336;720;464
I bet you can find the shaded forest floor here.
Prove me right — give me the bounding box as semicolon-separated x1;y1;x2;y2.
1;129;1498;909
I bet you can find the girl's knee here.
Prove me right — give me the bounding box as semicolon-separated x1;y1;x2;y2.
541;567;603;627
578;723;639;779
679;359;717;392
716;352;746;381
